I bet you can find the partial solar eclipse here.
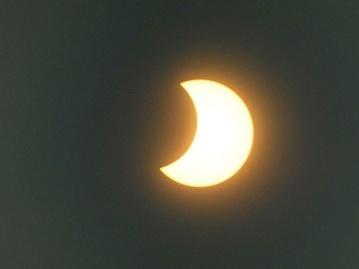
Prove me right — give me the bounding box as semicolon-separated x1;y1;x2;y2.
160;79;254;187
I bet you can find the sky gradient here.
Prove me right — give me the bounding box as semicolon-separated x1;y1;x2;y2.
1;1;358;268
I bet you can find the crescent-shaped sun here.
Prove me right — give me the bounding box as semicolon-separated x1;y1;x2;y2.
160;79;254;187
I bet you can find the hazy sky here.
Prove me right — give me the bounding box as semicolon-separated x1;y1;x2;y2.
1;1;358;268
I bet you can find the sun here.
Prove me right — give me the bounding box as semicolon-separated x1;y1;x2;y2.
160;80;254;187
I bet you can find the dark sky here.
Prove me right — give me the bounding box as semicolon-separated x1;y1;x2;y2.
1;1;358;268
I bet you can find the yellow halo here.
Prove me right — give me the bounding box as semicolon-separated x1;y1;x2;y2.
160;80;254;187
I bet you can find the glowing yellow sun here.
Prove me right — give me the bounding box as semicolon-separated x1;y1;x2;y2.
160;79;254;187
